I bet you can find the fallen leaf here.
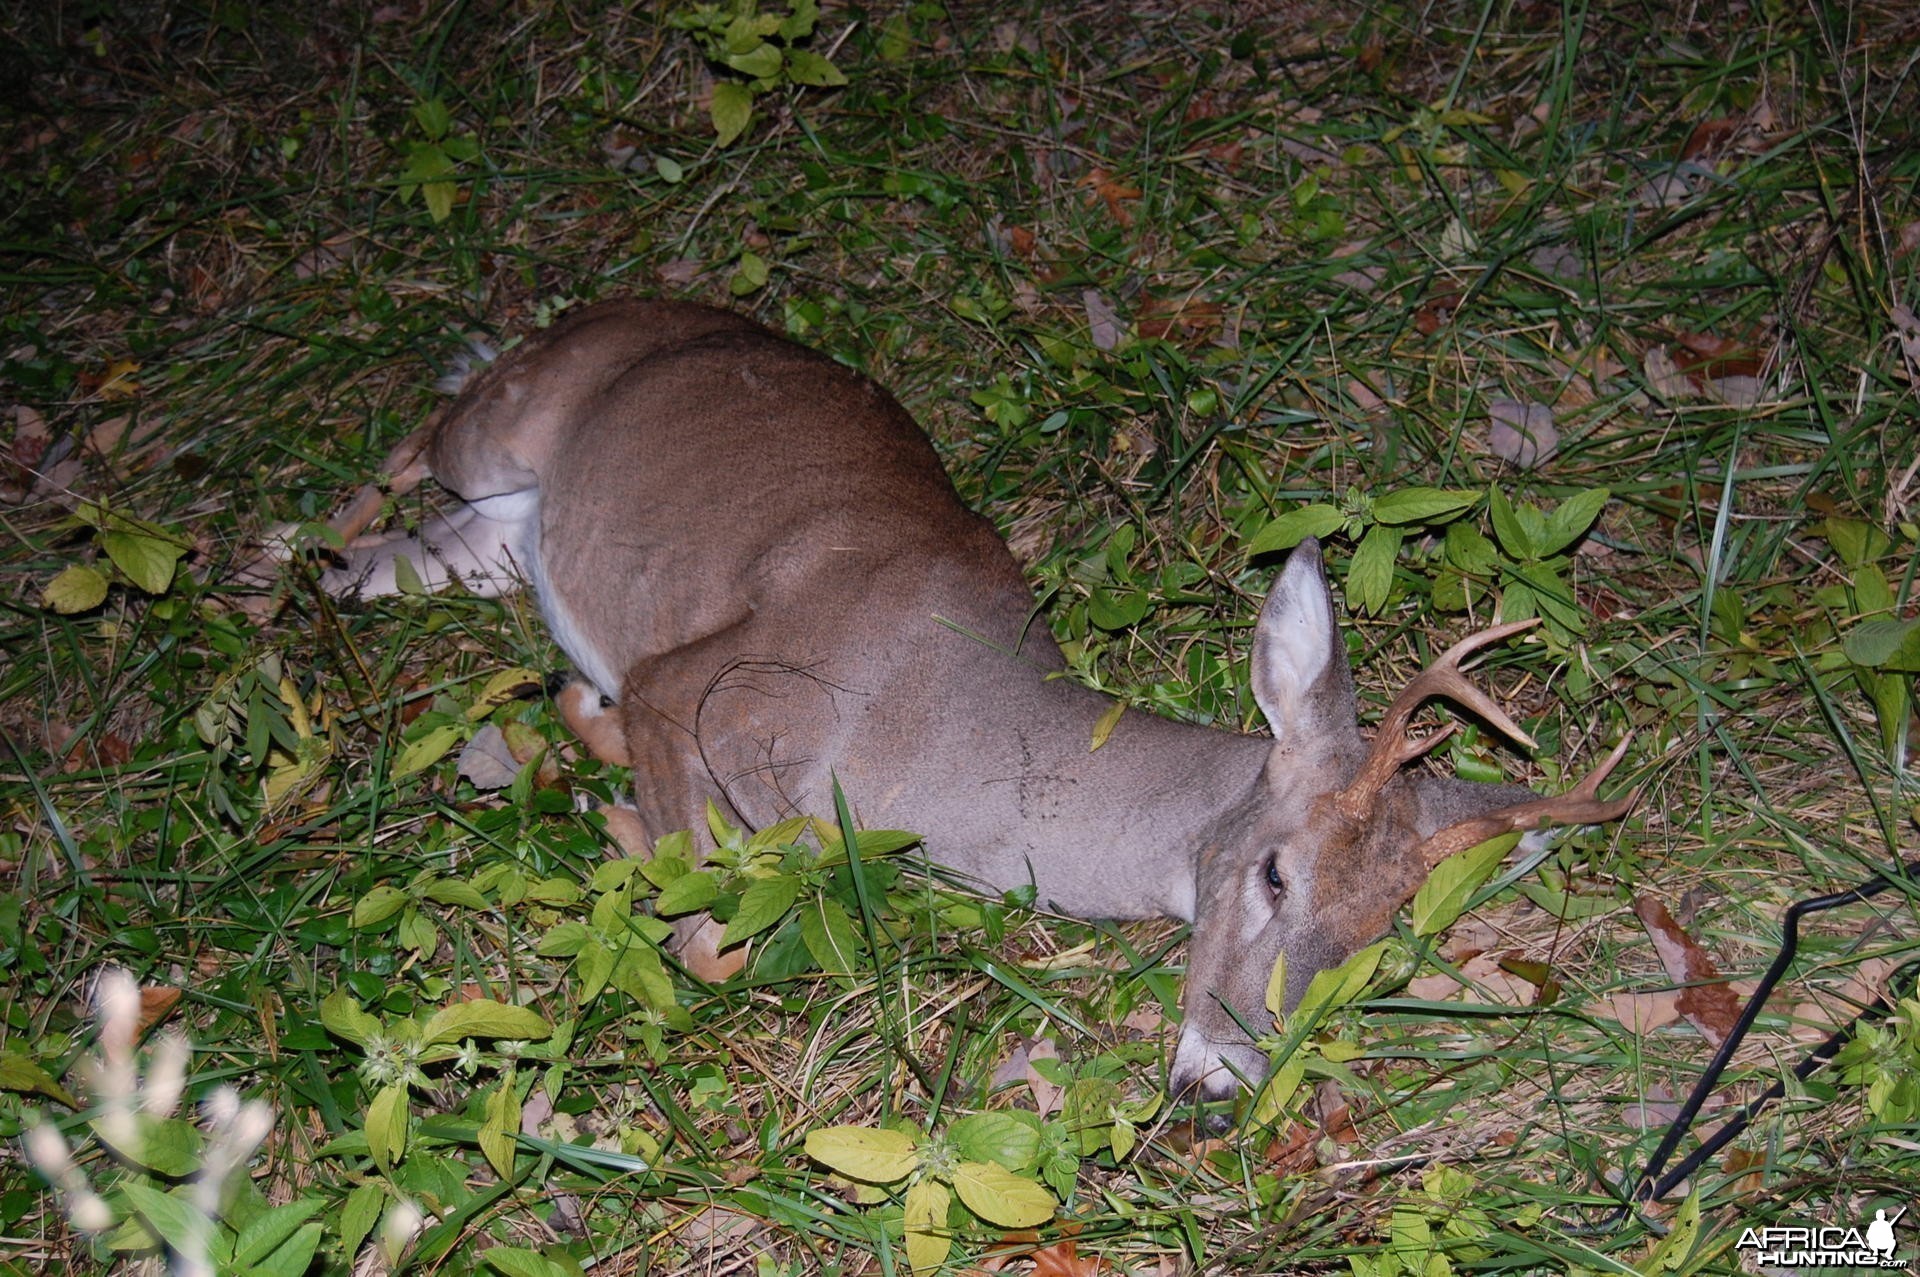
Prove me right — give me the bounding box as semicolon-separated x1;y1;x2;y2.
1136;295;1223;342
1680;117;1744;162
1632;895;1742;1047
1486;398;1559;468
1890;304;1920;366
1079;167;1141;227
1083;290;1125;351
1528;242;1583;280
136;986;183;1037
455;725;519;791
1605;990;1684;1034
1414;286;1464;335
1642;346;1691;400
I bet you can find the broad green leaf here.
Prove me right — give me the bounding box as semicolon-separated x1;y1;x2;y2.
1087;585;1150;630
535;921;590;957
480;1071;521;1179
1264;949;1289;1019
1346;524;1403;615
903;1179;951;1276
638;852;691;889
722;873;800;946
803;1125;918;1183
1411;832;1520;937
655;869;719;916
393;723;465;778
573;937;614;999
1370;486;1478;526
118;1183;201;1252
611;941;675;1010
1110;1117;1135;1161
1444;522;1499;575
730;249;770;296
101;527;186;594
1245;503;1343;556
778;0;820;40
1089;697;1126;751
784;48;846;86
1488;488;1534;559
0;1051;78;1107
1295;940;1389;1025
367;1082;409;1171
412;97;452;141
232;1198;324;1268
482;1246;575;1277
947;1111;1042;1173
339;1183;385;1262
1539;487;1610;556
90;1112;202;1176
1853;562;1896;614
422;180;455;223
1062;1077;1122;1155
950;1160;1056;1228
1636;1190;1700;1274
396;906;436;953
710;82;753;146
42;563;109;614
1251;1053;1309;1126
319;989;383;1046
419;999;552;1046
798;898;863;974
422;878;491;910
467;667;542;719
724;42;783;78
250;1223;323;1277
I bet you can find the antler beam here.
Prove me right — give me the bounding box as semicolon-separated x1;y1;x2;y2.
1332;619;1543;822
1416;734;1639;867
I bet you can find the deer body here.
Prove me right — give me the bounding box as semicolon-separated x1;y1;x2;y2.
323;299;1630;1099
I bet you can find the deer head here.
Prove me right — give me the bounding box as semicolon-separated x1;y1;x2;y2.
1169;538;1635;1100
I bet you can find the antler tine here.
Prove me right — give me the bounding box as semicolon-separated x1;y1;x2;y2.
1334;618;1543;821
1416;733;1640;868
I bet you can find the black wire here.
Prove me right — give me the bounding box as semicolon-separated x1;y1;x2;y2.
1615;856;1920;1221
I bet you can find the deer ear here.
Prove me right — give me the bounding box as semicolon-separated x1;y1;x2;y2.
1250;538;1359;743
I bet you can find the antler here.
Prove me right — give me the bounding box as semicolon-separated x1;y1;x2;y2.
1414;734;1639;867
1332;619;1543;822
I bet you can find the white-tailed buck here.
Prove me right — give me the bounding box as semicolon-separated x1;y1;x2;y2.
305;299;1633;1100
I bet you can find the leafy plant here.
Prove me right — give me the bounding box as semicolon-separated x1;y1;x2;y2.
805;1113;1057;1274
41;498;191;614
1246;486;1609;635
671;0;848;146
22;970;327;1277
1823;518;1915;763
1831;995;1920;1124
396;97;481;223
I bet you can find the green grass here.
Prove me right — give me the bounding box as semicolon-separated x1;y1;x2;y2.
2;1;1918;1273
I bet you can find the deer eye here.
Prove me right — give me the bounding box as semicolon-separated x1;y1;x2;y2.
1264;855;1285;897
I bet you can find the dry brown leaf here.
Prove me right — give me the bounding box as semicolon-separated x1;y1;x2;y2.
1643;346;1690;400
1632;895;1742;1047
136;986;183;1038
1680;116;1744;162
1487;398;1559;469
1414;286;1464;335
1079;167;1141;227
1082;290;1125;351
1137;295;1223;342
1605;990;1684;1034
1030;1235;1108;1277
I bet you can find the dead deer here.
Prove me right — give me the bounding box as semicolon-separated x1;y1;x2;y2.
298;299;1634;1100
